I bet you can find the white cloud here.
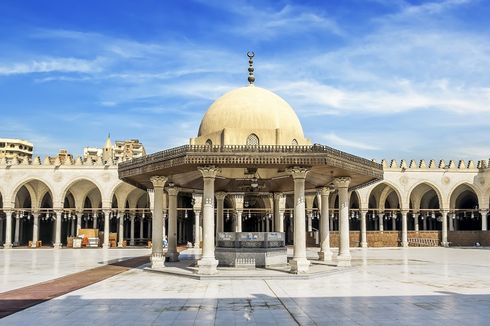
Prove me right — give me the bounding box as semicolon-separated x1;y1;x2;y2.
320;132;380;151
0;57;104;75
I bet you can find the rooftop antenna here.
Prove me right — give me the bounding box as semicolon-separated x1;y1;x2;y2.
247;51;255;85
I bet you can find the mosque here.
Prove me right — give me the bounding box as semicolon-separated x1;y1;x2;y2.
0;53;489;274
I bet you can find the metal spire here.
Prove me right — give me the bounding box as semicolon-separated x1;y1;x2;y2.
247;51;255;85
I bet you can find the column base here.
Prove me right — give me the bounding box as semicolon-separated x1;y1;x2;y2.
166;251;180;262
318;250;332;262
360;242;368;248
290;258;310;273
102;243;110;249
130;241;135;246
336;254;351;267
117;242;124;248
197;257;218;275
441;241;449;248
53;243;62;249
3;243;12;249
151;253;165;269
401;241;408;248
194;243;200;249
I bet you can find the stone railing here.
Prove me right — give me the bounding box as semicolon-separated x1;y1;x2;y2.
118;144;382;171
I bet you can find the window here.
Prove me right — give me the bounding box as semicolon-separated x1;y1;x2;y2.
291;139;298;145
205;139;213;146
246;134;259;146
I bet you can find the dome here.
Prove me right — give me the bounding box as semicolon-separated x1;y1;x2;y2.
194;86;309;146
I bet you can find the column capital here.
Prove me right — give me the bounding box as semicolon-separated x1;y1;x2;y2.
198;166;221;179
273;192;285;200
480;209;489;215
318;186;331;196
166;187;180;196
150;176;168;188
287;166;310;179
333;177;351;188
215;192;227;200
192;193;203;211
400;209;409;214
231;193;244;210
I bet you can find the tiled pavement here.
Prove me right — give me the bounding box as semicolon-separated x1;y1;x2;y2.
1;247;490;325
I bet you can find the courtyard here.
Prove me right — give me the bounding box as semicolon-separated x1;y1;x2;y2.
1;247;489;325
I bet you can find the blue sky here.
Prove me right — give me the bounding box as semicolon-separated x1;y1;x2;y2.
0;0;489;161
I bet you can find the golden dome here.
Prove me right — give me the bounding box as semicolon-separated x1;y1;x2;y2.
193;86;309;146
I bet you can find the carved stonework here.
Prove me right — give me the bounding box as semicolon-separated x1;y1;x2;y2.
318;186;330;196
231;193;244;210
333;177;351;189
198;166;221;178
442;176;451;185
287;166;310;179
166;187;180;196
192;193;203;210
150;176;167;188
215;192;227;200
204;197;213;206
297;196;305;205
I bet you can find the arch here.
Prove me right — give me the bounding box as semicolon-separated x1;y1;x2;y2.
448;182;483;209
407;181;444;210
60;178;103;210
291;139;298;145
246;133;259;146
205;139;212;147
110;181;139;210
349;190;360;209
367;181;403;211
10;178;55;209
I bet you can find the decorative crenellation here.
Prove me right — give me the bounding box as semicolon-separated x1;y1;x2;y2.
0;155;120;167
378;159;488;170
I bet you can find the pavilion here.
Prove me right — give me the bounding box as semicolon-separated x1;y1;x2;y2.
118;53;383;274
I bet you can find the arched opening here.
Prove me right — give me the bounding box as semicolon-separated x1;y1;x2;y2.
242;194;270;233
12;179;54;247
62;179;103;244
450;184;480;230
205;139;212;147
177;193;192;245
246;133;259;146
409;182;441;231
349;191;360;230
368;183;402;231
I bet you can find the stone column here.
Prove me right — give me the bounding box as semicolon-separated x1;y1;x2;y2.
378;212;384;232
4;210;13;248
103;209;111;248
192;193;202;248
147;216;152;238
117;211;125;247
92;212;97;229
140;214;144;239
401;210;408;247
197;166;220;275
441;210;448;247
166;187;179;262
423;214;427;230
150;176;167;268
391;214;396;230
481;210;488;231
273;193;286;232
76;212;82;235
14;214;20;246
130;213;135;246
414;212;419;232
231;194;244;232
54;209;63;248
216;192;226;233
360;210;368;248
31;212;40;248
334;177;351;267
318;187;332;261
307;210;313;233
288;167;310;273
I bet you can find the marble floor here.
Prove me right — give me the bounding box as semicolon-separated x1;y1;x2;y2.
1;247;490;325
